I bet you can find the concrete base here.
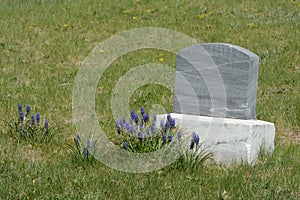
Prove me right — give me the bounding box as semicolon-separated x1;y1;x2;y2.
157;113;275;165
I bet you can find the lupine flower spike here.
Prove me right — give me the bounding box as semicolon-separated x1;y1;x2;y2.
31;114;35;125
141;106;145;115
138;131;143;141
142;113;149;123
134;113;139;124
168;134;172;143
151;125;156;134
160;119;164;128
116;122;121;134
177;130;182;142
83;147;89;157
26;105;30;117
162;133;166;145
45;120;49;134
36;113;41;123
19;111;24;122
18;103;22;112
123;142;127;150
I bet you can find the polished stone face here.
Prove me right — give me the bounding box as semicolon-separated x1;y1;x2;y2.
174;43;259;120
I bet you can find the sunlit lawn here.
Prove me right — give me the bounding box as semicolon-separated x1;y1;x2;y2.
0;0;299;199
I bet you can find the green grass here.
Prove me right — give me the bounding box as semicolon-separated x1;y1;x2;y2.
0;0;299;199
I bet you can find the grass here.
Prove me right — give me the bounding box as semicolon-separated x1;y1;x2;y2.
0;0;299;199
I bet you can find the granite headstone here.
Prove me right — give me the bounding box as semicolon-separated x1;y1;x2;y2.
174;43;259;119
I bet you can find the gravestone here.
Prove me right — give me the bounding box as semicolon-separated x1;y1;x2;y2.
174;43;259;119
157;43;275;165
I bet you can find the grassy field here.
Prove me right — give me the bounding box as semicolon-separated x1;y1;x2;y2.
0;0;299;199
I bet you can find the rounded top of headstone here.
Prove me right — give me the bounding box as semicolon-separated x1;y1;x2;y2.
178;43;259;61
174;42;259;120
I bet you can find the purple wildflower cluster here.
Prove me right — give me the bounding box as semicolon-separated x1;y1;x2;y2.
17;103;49;136
76;134;95;157
115;106;185;151
116;106;154;138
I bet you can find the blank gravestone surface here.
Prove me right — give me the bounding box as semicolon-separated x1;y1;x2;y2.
174;43;259;119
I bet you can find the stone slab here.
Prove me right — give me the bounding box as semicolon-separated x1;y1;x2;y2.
157;113;275;165
174;43;259;119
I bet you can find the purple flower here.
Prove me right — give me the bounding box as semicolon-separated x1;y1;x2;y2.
36;113;40;123
116;121;121;134
119;116;126;126
116;121;120;128
30;114;35;125
45;120;48;129
18;103;22;112
190;141;195;149
124;122;129;131
195;134;200;146
134;113;139;124
151;125;157;134
167;113;171;121
153;114;157;122
177;130;182;142
192;132;196;140
141;106;145;115
19;111;24;122
146;127;150;136
129;125;137;134
160;119;164;128
123;142;127;150
25;105;30;117
139;123;143;132
166;114;175;128
190;132;200;149
130;110;135;120
77;134;81;143
138;131;143;141
168;134;172;143
162;133;166;144
83;147;89;157
165;121;170;129
142;113;149;123
45;120;49;134
169;118;175;128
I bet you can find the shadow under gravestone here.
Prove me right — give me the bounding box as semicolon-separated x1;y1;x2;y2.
158;43;275;165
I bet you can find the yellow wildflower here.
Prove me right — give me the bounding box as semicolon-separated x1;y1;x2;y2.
63;24;68;27
132;16;137;20
146;9;151;13
99;49;104;53
136;0;141;3
90;20;94;24
247;22;257;28
159;57;164;62
198;13;206;19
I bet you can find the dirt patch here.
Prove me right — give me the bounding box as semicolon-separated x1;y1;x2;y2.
277;128;300;144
